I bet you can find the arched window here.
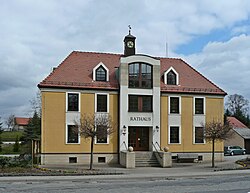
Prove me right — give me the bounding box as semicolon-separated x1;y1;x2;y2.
96;66;107;81
167;70;176;85
129;63;152;88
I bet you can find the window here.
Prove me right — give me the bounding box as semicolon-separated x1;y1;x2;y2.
170;97;179;114
96;125;108;144
167;70;177;85
129;63;152;88
67;93;79;111
164;67;179;85
97;94;108;112
96;66;107;81
170;126;180;143
128;95;153;112
195;127;204;143
69;157;77;163
195;98;204;114
98;157;106;163
67;125;79;143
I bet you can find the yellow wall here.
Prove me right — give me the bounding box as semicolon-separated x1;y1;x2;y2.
160;96;168;148
160;95;224;153
205;97;224;152
41;91;118;154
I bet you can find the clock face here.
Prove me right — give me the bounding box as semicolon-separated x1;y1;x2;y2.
127;41;134;48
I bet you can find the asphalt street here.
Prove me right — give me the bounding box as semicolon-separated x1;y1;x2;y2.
0;155;249;193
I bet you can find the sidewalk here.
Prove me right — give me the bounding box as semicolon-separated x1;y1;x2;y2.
0;155;249;182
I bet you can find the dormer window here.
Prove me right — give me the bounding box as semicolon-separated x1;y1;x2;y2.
93;62;109;82
164;67;179;85
167;70;176;85
96;66;106;81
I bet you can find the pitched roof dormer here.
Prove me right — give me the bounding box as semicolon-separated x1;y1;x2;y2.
93;62;109;81
164;67;179;85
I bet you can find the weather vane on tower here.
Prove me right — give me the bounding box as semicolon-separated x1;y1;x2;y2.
128;25;131;35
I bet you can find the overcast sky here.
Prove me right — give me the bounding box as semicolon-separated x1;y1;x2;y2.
0;0;250;122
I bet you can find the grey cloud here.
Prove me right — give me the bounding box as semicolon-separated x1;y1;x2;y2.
183;34;250;104
0;0;250;118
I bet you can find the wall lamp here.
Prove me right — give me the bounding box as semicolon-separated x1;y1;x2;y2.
122;125;127;135
155;126;159;132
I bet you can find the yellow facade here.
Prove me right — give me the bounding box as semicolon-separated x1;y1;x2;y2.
42;91;224;164
160;95;224;154
41;91;118;154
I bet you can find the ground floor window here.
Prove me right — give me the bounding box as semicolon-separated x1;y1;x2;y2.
195;127;204;143
67;125;79;143
170;126;180;144
96;125;108;144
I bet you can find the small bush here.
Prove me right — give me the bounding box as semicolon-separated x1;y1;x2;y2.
0;157;10;168
0;154;32;168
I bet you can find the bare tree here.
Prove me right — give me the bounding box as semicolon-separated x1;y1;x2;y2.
203;120;232;168
5;114;15;131
30;91;42;118
226;94;249;116
75;113;115;170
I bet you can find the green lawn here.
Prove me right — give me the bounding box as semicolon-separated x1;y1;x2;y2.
1;131;24;142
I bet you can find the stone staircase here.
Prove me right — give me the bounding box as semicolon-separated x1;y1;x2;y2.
135;151;160;167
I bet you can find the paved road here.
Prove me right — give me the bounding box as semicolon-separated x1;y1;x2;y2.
0;155;249;193
1;173;250;193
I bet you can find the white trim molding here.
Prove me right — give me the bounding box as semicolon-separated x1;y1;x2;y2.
93;62;109;81
66;92;81;113
193;126;206;144
168;125;181;145
193;96;206;115
65;124;80;145
95;134;110;145
164;66;179;85
168;96;181;115
95;93;110;113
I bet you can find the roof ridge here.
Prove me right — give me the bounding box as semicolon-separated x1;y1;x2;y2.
179;58;226;95
73;50;122;56
157;56;183;60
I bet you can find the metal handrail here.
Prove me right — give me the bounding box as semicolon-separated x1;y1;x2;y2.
155;141;163;151
122;141;128;151
152;142;162;159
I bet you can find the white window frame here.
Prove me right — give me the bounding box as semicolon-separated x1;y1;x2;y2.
95;93;109;113
168;96;181;115
95;125;110;145
193;126;206;144
193;97;206;115
93;62;109;81
168;125;181;144
164;67;179;85
66;92;81;112
66;124;80;144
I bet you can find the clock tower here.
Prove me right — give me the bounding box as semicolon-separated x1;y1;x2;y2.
124;26;136;56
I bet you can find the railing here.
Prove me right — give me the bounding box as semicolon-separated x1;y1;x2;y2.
122;141;128;151
152;142;162;159
155;141;163;151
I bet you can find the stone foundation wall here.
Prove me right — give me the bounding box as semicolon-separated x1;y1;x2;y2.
41;154;118;165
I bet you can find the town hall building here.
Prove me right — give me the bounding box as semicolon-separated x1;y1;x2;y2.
38;30;226;166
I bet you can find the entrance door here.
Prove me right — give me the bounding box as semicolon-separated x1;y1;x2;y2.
128;127;149;151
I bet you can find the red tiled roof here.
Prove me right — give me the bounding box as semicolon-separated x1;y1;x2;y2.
15;117;30;126
227;117;248;128
38;51;226;95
